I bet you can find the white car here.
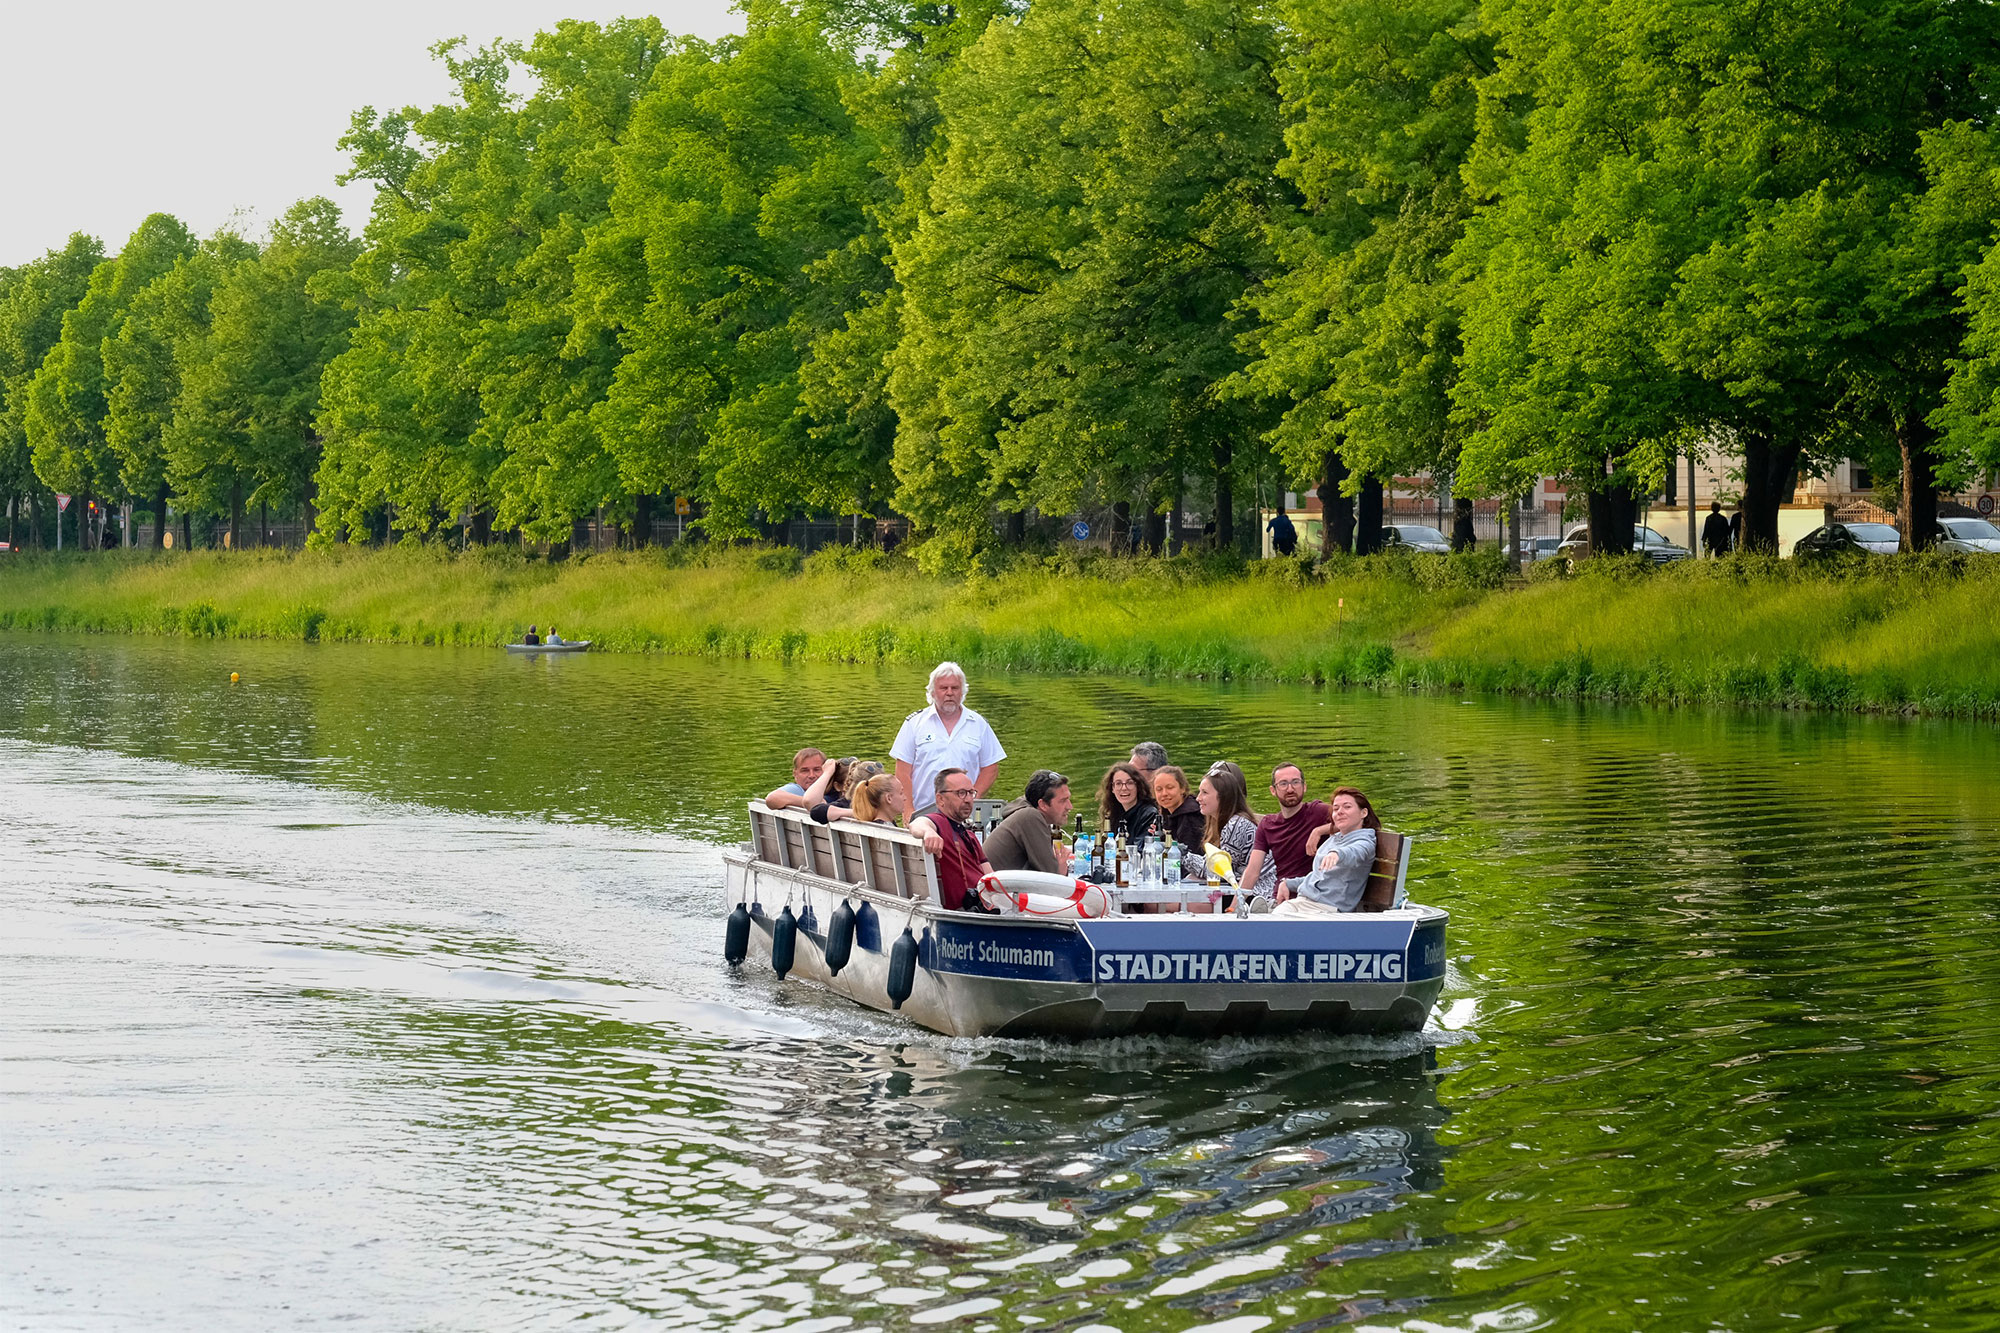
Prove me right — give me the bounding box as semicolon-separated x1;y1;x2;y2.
1937;516;2000;554
1381;524;1451;554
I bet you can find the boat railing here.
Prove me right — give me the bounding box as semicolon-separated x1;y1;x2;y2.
746;800;942;904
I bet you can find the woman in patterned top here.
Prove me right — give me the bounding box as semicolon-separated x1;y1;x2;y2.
1198;765;1276;898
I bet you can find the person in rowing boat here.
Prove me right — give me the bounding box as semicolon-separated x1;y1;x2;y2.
1238;763;1330;901
522;624;541;646
765;747;827;811
909;768;993;911
1274;786;1380;916
547;627;566;645
984;769;1072;874
892;662;1005;820
1095;762;1161;844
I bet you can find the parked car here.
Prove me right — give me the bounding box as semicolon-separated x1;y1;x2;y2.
1380;524;1451;554
1522;535;1563;564
1556;524;1693;565
1794;521;1902;557
1936;516;2000;554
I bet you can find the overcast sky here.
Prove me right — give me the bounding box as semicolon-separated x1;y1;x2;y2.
1;1;744;265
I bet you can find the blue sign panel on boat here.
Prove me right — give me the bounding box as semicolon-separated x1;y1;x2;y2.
1075;918;1436;985
921;920;1096;983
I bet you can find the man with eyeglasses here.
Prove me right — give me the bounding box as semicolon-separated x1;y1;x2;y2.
983;769;1073;875
909;768;995;912
1237;763;1331;902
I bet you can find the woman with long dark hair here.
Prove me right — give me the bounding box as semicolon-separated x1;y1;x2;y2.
1095;761;1160;843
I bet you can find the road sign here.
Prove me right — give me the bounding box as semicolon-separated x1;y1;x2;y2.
674;495;691;516
1072;520;1090;540
56;493;70;513
1979;495;1995;516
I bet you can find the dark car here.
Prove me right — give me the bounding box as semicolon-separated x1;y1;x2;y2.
1380;524;1451;554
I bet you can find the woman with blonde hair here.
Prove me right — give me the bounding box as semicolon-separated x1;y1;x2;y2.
849;772;905;825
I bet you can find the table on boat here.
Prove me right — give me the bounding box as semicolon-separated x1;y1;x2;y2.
1105;882;1237;911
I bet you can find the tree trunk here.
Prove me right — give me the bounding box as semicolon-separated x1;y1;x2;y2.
1586;482;1637;556
631;493;653;549
1004;508;1026;547
1739;432;1803;554
1508;494;1525;571
153;484;168;549
5;495;14;548
1318;448;1354;557
1141;505;1166;555
473;508;492;545
259;500;269;548
1898;413;1939;552
180;512;192;551
1109;499;1132;553
1355;476;1385;553
1167;474;1184;556
1662;447;1678;507
1211;438;1234;551
228;480;243;552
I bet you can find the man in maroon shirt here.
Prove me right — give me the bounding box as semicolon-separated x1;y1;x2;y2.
911;768;994;912
1239;763;1331;900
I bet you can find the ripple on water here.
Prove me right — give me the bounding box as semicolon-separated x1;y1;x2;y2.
3;638;1999;1331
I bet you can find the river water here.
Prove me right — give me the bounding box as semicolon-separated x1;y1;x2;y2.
2;635;1996;1332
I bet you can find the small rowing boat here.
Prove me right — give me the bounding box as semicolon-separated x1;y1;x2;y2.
720;801;1447;1039
505;640;591;654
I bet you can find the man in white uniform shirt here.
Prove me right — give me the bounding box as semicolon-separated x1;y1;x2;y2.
892;661;1005;820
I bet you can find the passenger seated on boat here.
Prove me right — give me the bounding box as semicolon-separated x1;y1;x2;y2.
811;759;881;823
1199;766;1276;897
1096;762;1161;843
1128;741;1168;777
1150;765;1204;855
984;769;1072;874
847;771;904;825
799;756;853;822
909;768;994;911
1238;764;1331;900
1275;786;1381;917
547;628;565;645
765;747;827;811
522;624;541;645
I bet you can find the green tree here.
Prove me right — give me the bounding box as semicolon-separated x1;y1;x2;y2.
575;6;877;538
103;232;258;546
1454;0;1999;553
318;20;668;546
168;200;359;548
1930;127;2000;502
1234;0;1489;554
888;0;1287;556
0;234;103;547
24;214;195;547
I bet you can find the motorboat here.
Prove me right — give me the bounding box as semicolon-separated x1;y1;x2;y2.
720;801;1447;1039
505;640;592;654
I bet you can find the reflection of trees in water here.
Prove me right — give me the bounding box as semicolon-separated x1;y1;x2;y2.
337;992;1456;1327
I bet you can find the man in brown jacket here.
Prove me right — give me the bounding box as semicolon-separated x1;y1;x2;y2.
984;769;1073;874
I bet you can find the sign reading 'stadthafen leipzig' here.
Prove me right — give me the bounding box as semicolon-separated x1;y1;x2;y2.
1093;948;1405;983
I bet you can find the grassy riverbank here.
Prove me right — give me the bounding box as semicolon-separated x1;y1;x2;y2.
1;544;1996;717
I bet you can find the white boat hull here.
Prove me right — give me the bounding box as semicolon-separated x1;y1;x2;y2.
723;847;1447;1039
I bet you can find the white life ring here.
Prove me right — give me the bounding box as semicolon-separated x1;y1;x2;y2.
977;871;1111;920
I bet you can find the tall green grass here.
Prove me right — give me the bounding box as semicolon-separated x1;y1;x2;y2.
1;544;1994;717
